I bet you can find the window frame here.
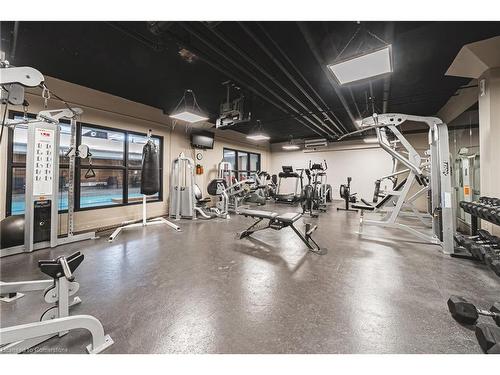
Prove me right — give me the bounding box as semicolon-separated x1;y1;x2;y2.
5;111;164;216
223;147;261;177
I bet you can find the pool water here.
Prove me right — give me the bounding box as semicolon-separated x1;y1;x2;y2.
11;189;158;215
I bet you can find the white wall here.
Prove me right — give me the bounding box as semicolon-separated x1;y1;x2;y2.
270;141;394;201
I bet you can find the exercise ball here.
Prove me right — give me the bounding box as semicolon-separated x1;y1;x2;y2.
1;215;25;249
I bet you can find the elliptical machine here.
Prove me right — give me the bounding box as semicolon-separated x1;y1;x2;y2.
310;160;331;210
337;177;358;212
300;169;320;218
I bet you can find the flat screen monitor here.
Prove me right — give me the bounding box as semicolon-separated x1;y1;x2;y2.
191;131;214;150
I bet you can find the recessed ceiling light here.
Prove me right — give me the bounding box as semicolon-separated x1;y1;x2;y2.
327;45;393;85
169;111;209;123
363;137;379;144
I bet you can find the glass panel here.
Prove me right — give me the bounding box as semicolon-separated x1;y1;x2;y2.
223;149;236;170
59;123;73;164
12;123;28;164
81;125;125;166
250;153;260;172
127;169;159;202
57;168;70;211
80;169;124;208
128;134;160;168
237;151;248;180
10;167;71;214
11;167;26;215
12;117;71;164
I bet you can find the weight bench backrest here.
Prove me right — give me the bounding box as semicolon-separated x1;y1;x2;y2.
238;209;278;219
276;212;302;224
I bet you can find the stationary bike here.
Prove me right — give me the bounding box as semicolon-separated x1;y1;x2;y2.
337;177;358;212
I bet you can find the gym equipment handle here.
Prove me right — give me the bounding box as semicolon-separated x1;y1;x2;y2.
59;257;75;282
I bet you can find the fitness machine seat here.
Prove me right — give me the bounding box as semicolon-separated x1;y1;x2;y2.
352;179;408;212
237;209;326;254
38;252;84;280
352;198;377;211
276;212;302;223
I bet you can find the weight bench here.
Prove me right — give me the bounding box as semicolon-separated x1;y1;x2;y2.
237;209;327;255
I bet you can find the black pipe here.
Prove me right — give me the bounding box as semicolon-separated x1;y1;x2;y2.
148;22;327;138
257;22;348;134
205;23;336;138
108;22;164;51
297;22;359;131
10;21;19;61
236;22;342;137
178;22;331;138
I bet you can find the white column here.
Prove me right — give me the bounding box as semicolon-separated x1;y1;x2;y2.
478;67;500;234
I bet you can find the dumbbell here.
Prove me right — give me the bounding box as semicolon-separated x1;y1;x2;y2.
459;201;476;214
489;259;500;277
475;323;500;354
470;200;500;224
483;250;500;277
454;229;492;247
478;197;500;205
447;295;500;326
469;238;500;261
480;197;500;206
459;235;498;258
475;205;500;224
484;247;500;266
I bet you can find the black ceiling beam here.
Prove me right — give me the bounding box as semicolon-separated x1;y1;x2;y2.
178;22;331;139
236;22;343;137
108;22;165;52
382;22;395;113
256;22;348;134
323;22;362;123
206;22;337;138
147;21;326;139
297;22;359;131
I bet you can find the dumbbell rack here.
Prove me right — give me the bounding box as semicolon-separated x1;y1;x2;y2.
460;198;500;236
455;197;500;277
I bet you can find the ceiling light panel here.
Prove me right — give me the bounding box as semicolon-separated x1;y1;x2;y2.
328;45;393;85
170;111;209;123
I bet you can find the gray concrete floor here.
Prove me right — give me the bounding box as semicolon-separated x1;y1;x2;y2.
1;201;499;354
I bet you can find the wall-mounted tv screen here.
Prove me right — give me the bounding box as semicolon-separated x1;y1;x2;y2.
191;131;214;149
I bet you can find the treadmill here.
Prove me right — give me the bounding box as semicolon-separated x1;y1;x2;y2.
274;166;302;204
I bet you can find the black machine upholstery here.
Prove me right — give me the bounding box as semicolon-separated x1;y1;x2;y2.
38;252;84;280
352;178;408;211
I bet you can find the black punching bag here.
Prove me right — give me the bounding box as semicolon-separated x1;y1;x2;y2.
140;139;160;195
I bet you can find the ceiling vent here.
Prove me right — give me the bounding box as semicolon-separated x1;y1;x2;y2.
304;138;328;150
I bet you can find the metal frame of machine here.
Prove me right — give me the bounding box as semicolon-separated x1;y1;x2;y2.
171;154;229;220
341;113;454;255
0;252;113;354
1;108;98;257
1;64;100;257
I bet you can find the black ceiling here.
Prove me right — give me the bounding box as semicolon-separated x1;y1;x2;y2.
1;21;499;142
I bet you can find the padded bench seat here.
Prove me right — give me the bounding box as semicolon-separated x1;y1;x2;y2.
351;204;375;211
238;209;278;219
276;212;302;223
